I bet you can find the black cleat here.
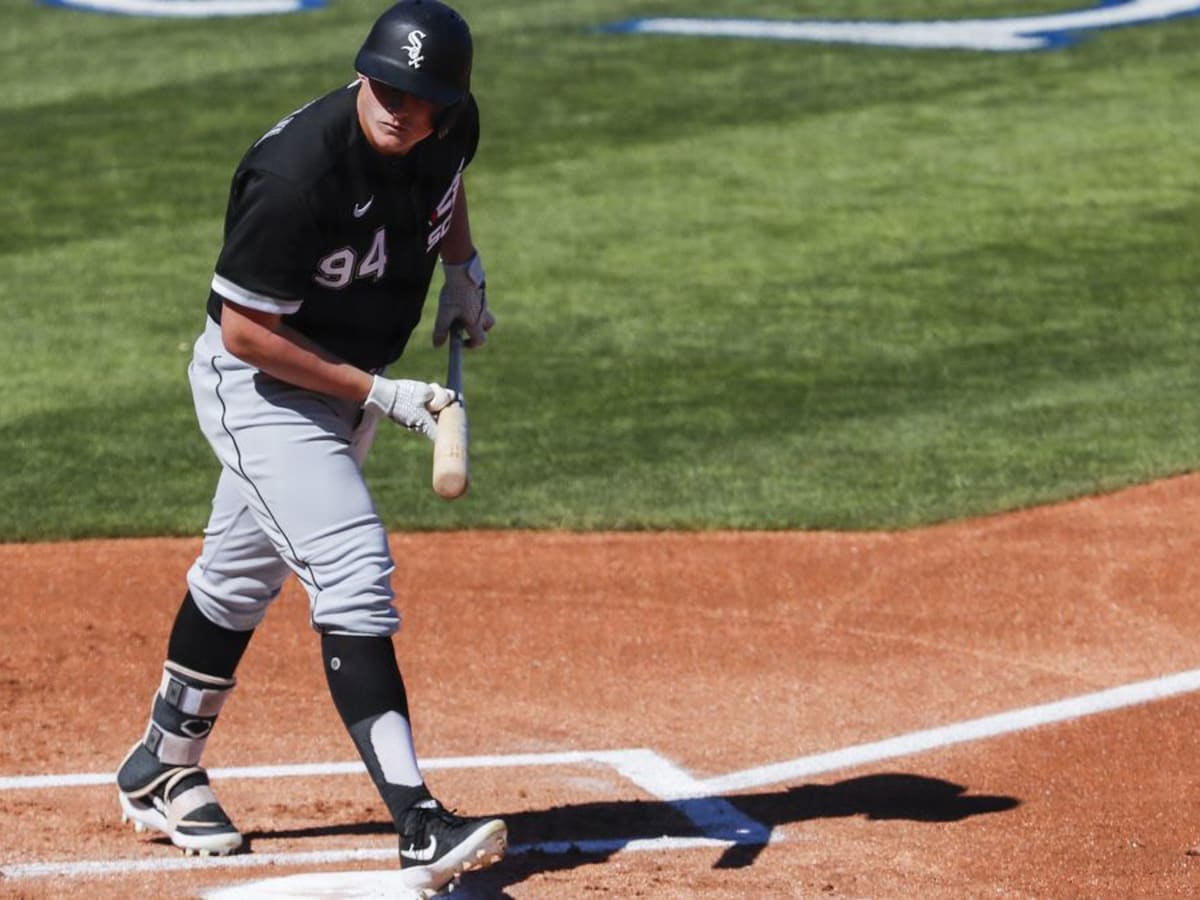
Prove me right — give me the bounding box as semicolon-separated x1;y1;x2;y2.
397;800;507;897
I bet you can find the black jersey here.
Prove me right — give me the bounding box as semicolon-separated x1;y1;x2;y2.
206;82;480;371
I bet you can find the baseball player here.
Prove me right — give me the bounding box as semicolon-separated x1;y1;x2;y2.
114;1;504;893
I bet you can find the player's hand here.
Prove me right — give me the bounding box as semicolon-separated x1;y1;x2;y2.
363;376;458;440
434;251;495;349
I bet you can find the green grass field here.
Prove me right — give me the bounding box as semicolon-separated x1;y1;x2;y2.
2;0;1198;539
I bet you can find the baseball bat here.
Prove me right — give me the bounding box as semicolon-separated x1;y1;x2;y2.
432;331;469;499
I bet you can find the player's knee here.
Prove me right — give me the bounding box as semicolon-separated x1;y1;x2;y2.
300;526;398;635
186;564;281;632
310;585;400;636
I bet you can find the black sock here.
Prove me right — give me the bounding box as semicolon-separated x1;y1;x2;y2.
322;632;431;824
166;591;254;679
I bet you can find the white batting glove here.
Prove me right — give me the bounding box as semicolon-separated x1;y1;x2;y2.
433;251;496;348
363;376;458;441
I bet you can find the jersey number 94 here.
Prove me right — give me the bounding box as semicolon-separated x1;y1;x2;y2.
315;227;388;289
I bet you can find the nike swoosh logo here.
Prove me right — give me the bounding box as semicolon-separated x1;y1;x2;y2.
353;196;374;218
400;834;438;862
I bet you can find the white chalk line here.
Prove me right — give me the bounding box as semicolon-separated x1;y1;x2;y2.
698;667;1200;795
3;836;746;881
0;750;614;791
4;668;1199;882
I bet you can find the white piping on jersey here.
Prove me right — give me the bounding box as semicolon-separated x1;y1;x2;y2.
211;273;303;315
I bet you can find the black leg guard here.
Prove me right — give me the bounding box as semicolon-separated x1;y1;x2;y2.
322;632;432;824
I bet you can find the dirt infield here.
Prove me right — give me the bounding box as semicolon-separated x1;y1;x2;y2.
3;475;1200;897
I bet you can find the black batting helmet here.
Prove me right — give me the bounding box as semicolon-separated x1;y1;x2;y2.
355;0;473;137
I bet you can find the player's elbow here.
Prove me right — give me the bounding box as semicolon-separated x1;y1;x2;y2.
221;316;260;362
221;302;282;364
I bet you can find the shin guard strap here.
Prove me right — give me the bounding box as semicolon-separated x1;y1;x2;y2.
145;723;207;766
160;662;235;718
143;662;236;766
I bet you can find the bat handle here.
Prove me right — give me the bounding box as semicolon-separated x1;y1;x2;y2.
447;330;465;396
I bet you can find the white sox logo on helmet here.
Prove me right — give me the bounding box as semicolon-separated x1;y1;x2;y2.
602;0;1200;52
405;29;427;68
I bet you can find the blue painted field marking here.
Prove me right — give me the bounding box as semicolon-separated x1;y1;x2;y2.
602;0;1200;51
38;0;323;18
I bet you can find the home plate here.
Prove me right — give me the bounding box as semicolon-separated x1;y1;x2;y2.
202;869;448;899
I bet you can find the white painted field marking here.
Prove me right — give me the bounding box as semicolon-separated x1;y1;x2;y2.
4;669;1199;882
1;835;751;883
696;668;1200;795
603;0;1200;51
0;749;639;791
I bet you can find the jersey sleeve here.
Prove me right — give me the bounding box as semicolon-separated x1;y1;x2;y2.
211;169;320;315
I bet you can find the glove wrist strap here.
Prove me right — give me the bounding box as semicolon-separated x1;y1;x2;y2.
363;374;390;413
444;251;485;288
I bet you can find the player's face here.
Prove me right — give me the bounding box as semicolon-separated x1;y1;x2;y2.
356;76;439;156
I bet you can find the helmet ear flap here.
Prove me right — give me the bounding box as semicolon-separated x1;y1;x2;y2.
435;97;463;139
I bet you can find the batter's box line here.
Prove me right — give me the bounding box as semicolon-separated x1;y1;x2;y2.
1;835;768;883
9;667;1200;796
0;748;770;883
5;668;1200;882
0;748;772;869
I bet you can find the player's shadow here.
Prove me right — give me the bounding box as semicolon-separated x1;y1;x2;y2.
246;772;1017;895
